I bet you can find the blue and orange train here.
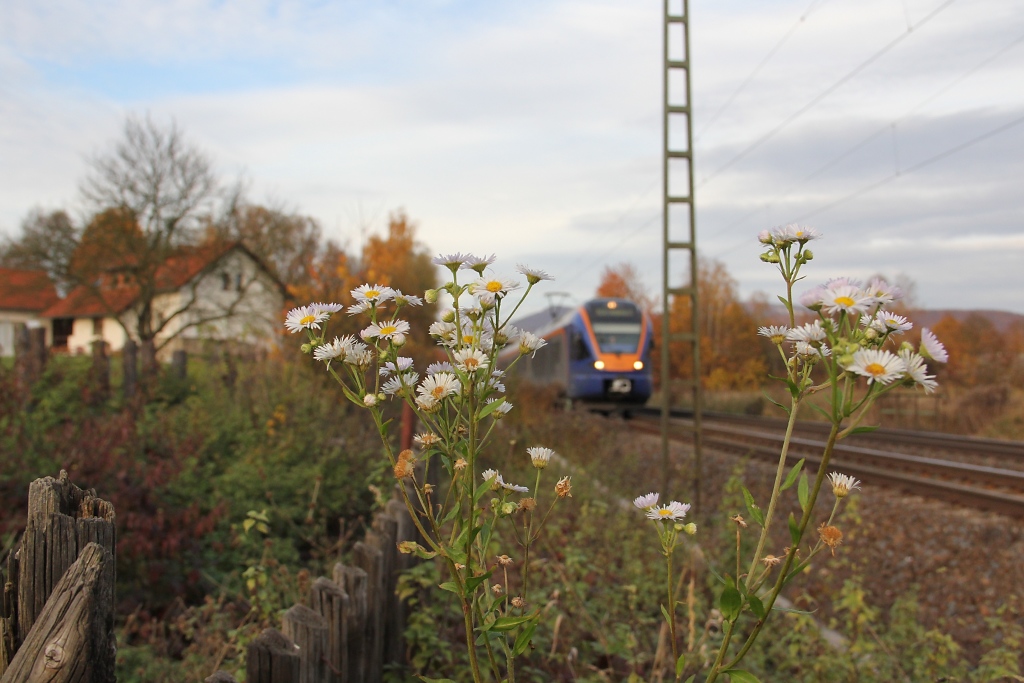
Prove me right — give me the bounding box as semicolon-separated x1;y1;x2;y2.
509;298;654;404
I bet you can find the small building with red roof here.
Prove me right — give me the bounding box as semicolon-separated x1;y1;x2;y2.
0;268;61;356
35;242;286;356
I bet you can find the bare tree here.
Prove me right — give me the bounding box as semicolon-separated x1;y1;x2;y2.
0;209;78;294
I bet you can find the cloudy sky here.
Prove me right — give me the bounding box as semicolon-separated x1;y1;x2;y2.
2;0;1022;313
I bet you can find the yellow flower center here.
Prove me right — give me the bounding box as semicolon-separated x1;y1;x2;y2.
864;362;887;376
379;325;397;336
463;334;475;344
300;315;316;325
834;296;855;307
486;281;503;293
658;508;672;517
432;385;445;398
365;290;381;299
464;358;481;369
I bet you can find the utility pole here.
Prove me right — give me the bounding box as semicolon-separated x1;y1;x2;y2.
661;0;703;510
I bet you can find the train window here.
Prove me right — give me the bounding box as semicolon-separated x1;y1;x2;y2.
592;322;642;354
570;329;590;360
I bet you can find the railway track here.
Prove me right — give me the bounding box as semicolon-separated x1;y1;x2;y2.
628;408;1024;518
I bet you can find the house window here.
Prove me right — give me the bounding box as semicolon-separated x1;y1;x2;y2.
92;317;103;336
236;273;242;291
52;318;74;348
221;273;231;291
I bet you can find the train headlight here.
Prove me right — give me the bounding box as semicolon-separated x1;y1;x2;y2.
633;361;644;370
593;360;605;370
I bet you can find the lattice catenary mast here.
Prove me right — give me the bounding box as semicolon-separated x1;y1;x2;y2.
661;0;703;510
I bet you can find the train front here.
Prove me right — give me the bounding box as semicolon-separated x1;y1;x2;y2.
567;299;652;403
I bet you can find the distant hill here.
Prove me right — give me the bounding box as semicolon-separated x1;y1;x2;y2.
910;309;1024;332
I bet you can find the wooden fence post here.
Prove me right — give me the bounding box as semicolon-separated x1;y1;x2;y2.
351;540;384;682
171;349;188;380
246;628;300;683
281;605;330;683
204;672;238;683
0;542;114;683
334;564;367;683
122;339;138;400
310;577;348;683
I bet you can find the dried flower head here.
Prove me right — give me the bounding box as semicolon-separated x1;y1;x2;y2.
518;497;537;512
492;583;503;595
414;432;442;448
393;450;415;479
555;476;572;498
731;514;748;529
761;554;782;567
454;458;468;472
497;554;514;566
511;596;526;609
818;523;844;555
422;483;435;496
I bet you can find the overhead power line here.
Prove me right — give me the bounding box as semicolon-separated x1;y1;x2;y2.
697;0;958;189
694;0;830;143
794;112;1024;222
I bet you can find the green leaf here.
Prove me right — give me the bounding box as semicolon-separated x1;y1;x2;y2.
720;585;742;621
418;677;457;683
723;669;762;683
848;425;879;435
760;389;791;415
439;502;461;527
748;595;766;620
512;621;537;656
797;472;809;512
788;512;800;546
661;603;672;626
776;294;789;307
741;487;764;527
675;654;686;677
474;482;493;504
706;562;727;585
770;605;816;616
478;397;505;419
464;570;493;594
683;676;696;683
807;402;833;421
489;613;537;632
438;581;461;596
781;458;804;491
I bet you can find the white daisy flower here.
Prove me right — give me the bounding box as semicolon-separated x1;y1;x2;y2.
363;319;411;340
866;278;902;307
351;284;396;304
633;492;659;509
920;328;948;363
821;284;875;316
847;349;905;385
417;372;461;401
433;252;473;270
453;348;488;373
519;331;547;357
873;311;913;334
314;336;356;363
428;321;457;341
794;341;829;359
781;224;821;243
344;343;373;367
757;326;790;345
486;370;506;393
413;432;441;447
646;501;691;522
469;276;521;304
284;305;330;333
527;446;555;469
786;321;826;343
425;361;454;375
379;357;415;376
311;302;344;314
461;253;497;273
899;349;938;394
347;300;373;316
382;371;419;396
502;481;530;493
516;264;555;284
799;286;825;310
488;398;513;418
415;393;440;412
393;290;424;307
828;472;862;499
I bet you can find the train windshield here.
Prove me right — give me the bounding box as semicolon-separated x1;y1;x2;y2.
585;301;643;354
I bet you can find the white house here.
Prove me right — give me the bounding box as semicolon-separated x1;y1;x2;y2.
0;268;60;357
38;242;287;356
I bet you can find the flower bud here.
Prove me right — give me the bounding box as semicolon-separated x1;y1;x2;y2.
501;502;517;516
803;249;814;261
759;252;773;263
363;394;377;407
683;523;697;535
864;328;878;341
441;310;456;323
424;288;439;304
391;333;407;347
300;343;313;354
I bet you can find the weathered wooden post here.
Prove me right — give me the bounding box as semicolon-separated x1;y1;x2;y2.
122;339;138;400
310;577;348;683
282;605;330;683
91;340;110;403
334;563;367;683
171;349;188;380
351;540;384;682
204;672;239;683
246;628;300;683
0;471;116;681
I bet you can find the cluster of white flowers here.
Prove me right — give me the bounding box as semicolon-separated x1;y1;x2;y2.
756;236;946;394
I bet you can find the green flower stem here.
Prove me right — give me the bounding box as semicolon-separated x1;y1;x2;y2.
667;543;680;676
711;420;841;680
745;397;801;589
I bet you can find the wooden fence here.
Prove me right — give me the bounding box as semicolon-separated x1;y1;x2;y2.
0;472;421;683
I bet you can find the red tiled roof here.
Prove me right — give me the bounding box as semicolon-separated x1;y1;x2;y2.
0;268;60;312
38;241;244;319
